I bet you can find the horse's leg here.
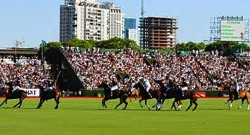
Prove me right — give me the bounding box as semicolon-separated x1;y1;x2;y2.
54;96;60;109
36;99;45;109
186;99;193;111
247;99;250;110
152;102;158;108
0;98;8;107
238;98;244;109
192;100;198;111
171;100;177;110
145;99;150;110
102;98;107;108
122;100;128;110
16;94;26;108
176;100;182;111
13;98;22;108
121;97;128;110
227;99;233;110
155;98;162;110
139;98;144;108
115;98;123;109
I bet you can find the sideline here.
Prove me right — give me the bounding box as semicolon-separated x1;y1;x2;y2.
0;96;227;99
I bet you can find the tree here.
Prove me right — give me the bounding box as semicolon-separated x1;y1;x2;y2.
95;37;141;50
175;41;206;51
204;41;239;56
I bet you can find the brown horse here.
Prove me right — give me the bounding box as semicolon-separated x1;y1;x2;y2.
171;84;199;111
227;86;250;110
133;82;161;110
36;83;61;109
0;82;27;108
124;82;140;102
129;88;140;102
98;81;128;110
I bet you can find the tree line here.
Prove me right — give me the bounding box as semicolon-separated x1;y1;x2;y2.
41;37;250;55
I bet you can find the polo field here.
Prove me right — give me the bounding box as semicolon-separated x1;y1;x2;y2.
0;97;249;135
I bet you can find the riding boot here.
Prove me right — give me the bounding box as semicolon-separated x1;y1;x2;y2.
148;92;152;98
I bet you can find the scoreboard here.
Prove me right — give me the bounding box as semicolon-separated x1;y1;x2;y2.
220;20;245;41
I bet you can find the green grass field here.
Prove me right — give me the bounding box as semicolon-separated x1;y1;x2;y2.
0;97;249;135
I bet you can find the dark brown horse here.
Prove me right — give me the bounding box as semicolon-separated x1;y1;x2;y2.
154;79;176;110
36;83;61;109
133;81;161;110
0;82;27;108
98;81;128;110
171;84;199;111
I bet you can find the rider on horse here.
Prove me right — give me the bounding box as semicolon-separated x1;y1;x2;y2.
140;77;152;98
109;77;118;97
165;76;174;96
43;79;54;93
180;77;188;97
12;80;21;94
231;77;239;100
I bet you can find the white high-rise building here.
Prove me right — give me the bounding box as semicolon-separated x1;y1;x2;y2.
60;0;124;42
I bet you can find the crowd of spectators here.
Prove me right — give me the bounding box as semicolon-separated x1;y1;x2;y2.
0;59;51;89
1;47;250;92
63;47;250;91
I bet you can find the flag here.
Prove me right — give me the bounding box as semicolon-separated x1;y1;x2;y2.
41;40;47;46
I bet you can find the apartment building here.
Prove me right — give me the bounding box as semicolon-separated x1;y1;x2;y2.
60;0;124;42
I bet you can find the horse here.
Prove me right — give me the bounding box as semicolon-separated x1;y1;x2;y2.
124;82;140;102
36;83;61;109
154;79;176;110
226;84;250;110
129;88;140;102
133;81;161;110
171;83;199;111
98;81;128;110
0;82;27;108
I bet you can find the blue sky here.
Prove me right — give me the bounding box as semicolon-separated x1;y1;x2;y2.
0;0;250;48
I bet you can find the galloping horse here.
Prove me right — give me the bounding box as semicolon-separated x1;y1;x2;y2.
133;81;161;110
98;81;128;110
36;83;61;109
36;72;61;109
0;82;27;108
171;83;199;111
129;88;140;102
124;82;140;102
154;79;176;110
226;82;250;110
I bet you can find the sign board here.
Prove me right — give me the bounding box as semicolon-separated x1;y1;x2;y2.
22;88;40;97
221;20;245;41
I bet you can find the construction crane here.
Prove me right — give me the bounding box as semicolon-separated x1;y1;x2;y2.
141;0;144;18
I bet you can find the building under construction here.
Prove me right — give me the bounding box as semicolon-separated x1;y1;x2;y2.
139;17;177;49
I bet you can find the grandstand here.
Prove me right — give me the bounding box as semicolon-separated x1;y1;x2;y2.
1;46;250;96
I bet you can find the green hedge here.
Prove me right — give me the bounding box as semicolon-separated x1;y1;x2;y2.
80;89;229;97
205;90;229;97
81;89;104;97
